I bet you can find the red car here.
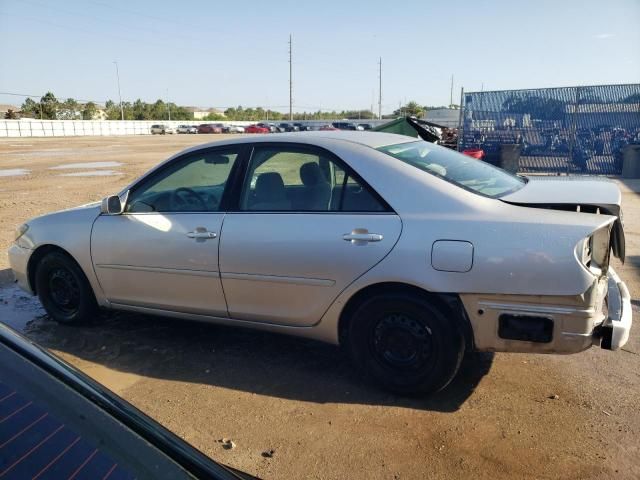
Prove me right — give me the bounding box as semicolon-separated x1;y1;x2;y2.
245;124;270;134
197;123;222;134
319;124;338;131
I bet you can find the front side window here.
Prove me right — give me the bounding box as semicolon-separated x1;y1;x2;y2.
240;146;388;212
126;149;238;213
377;141;526;198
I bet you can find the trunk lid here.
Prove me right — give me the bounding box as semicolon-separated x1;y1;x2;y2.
501;176;625;261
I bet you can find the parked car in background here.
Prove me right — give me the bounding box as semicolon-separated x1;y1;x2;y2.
245;124;270;133
9;132;631;396
332;122;363;131
358;123;373;131
176;124;198;134
198;123;223;134
293;123;309;131
223;124;246;134
257;122;277;133
319;124;338;131
150;124;175;134
277;122;300;133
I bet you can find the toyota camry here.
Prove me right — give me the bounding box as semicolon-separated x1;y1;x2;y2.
9;132;632;394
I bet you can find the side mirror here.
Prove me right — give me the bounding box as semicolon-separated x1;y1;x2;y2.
101;195;123;215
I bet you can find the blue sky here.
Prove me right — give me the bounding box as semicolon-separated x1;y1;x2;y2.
1;0;638;113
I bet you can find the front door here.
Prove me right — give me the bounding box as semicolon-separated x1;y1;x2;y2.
91;147;242;316
219;144;402;326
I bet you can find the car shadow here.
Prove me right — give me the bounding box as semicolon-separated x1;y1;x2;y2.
20;310;493;413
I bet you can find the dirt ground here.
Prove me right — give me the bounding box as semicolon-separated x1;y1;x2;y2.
0;135;639;480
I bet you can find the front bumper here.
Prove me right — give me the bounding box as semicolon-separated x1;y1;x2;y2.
8;244;33;294
597;267;632;350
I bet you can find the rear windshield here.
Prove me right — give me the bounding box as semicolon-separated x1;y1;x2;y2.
377;141;526;198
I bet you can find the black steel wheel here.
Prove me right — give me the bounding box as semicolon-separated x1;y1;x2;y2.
348;292;464;395
35;251;98;324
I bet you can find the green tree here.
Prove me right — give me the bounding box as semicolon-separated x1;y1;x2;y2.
4;109;18;119
104;100;123;120
20;98;41;118
81;102;98;120
40;91;58;119
204;112;225;121
393;101;424;117
58;98;80;120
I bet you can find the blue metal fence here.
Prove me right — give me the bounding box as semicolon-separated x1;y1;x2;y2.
460;84;640;175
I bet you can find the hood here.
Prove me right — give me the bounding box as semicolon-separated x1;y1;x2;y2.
501;176;625;261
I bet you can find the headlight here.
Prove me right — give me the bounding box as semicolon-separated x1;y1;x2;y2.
14;224;29;242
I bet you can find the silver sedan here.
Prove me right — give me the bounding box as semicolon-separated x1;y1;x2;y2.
8;132;632;394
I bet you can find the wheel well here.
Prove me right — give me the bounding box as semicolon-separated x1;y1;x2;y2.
337;282;474;350
27;245;75;295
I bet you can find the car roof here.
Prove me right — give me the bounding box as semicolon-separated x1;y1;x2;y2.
184;131;417;151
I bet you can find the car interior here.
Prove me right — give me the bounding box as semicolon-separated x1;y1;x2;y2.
124;147;387;214
241;149;387;212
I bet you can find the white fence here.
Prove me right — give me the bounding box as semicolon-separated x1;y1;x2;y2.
0;120;248;138
0;119;390;138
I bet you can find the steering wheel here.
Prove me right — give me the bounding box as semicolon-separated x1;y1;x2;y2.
169;187;208;211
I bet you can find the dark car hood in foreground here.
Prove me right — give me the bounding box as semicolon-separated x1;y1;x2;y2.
501;176;625;261
0;322;253;480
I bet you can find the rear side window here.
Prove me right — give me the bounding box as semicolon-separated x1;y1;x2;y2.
240;146;389;212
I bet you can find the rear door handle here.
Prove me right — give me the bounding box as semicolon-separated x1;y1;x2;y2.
343;229;383;244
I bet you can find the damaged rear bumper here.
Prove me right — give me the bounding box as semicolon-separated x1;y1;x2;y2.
460;267;632;354
596;267;632;350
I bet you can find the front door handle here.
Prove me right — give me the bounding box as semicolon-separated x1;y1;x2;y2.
343;228;383;245
186;228;217;240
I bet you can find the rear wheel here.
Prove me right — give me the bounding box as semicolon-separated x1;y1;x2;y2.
35;251;98;324
347;293;464;395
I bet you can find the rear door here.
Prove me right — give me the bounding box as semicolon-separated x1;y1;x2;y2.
219;143;401;326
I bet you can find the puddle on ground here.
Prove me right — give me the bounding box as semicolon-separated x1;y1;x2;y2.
0;168;30;177
0;284;46;332
59;170;123;177
50;161;123;170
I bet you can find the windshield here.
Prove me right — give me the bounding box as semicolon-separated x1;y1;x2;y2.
377;141;526;198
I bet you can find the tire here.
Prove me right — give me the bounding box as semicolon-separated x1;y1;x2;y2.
347;293;464;395
35;251;99;324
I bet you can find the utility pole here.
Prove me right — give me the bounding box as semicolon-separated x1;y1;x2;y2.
113;61;124;120
166;88;171;121
371;90;374;120
288;34;293;121
378;57;382;120
450;74;454;108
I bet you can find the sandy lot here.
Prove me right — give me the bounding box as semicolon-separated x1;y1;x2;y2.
0;135;639;479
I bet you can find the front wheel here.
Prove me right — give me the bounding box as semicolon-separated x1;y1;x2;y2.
347;293;464;395
35;251;99;324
